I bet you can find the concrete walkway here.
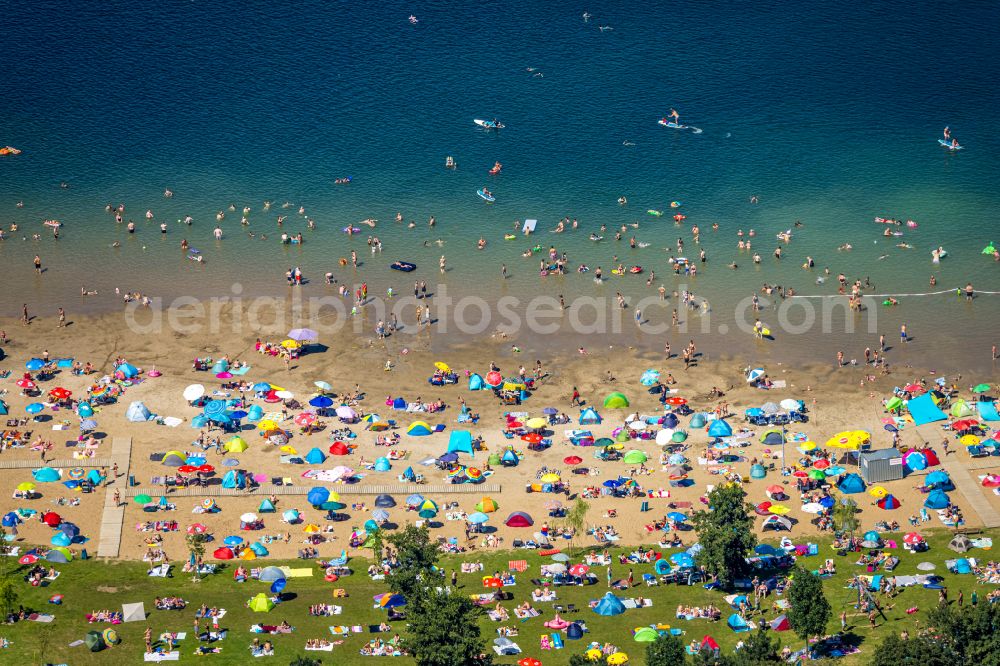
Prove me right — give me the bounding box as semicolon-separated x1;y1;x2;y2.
96;437;133;558
120;482;502;499
943;461;1000;528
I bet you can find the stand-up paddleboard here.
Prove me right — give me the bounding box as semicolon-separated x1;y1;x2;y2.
474;119;505;129
658;119;702;134
938;139;962;150
477;189;495;202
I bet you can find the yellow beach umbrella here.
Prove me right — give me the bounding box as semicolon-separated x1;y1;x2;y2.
280;445;298;455
826;430;869;449
960;434;980;446
768;504;790;515
434;361;451;372
525;417;547;430
16;482;35;492
281;339;301;349
540;473;561;483
798;441;817;452
258;420;278;432
869;486;888;499
502;382;525;392
327;491;341;503
303;524;321;533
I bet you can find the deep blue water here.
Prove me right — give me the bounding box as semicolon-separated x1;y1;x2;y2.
1;0;998;365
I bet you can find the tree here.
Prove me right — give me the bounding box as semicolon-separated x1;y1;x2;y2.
868;634;955;666
0;535;19;615
690;483;757;589
386;525;439;597
404;590;491;666
920;601;1000;665
569;654;608;666
185;532;208;580
289;658;323;666
646;632;687;666
731;625;782;665
564;497;590;544
831;494;859;538
367;527;385;563
786;567;831;650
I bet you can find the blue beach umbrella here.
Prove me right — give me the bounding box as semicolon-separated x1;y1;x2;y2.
309;396;334;408
26;403;44;414
371;509;390;522
202;400;226;416
467;512;489;524
252;382;271;392
26;359;45;371
79;419;98;431
77;402;94;418
230;410;248;419
223;535;244;547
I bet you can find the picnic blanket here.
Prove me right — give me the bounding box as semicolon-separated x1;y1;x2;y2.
145;652;180;662
278;567;314;578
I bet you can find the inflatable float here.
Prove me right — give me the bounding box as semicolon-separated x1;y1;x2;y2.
504;234;516;240
0;146;21;156
611;266;643;275
670;201;681;208
390;261;417;272
43;220;62;228
342;226;361;234
647;209;663;217
334;177;352;184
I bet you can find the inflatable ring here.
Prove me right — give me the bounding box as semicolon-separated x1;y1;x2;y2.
324;573;337;582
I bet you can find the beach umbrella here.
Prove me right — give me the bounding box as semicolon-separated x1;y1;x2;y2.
766;484;784;496
869;485;888;499
801;502;824;514
133;494;153;505
640;369;660;386
372;509;390;522
878;494;901;510
525;417;547;430
768;504;790;515
16;482;35;492
79;419;98;431
521;433;543;444
406;494;425;507
49;387;71;400
563;455;583;465
779;398;801;411
25;403;44;414
540;473;561;483
336;405;357;419
313;381;332;392
287;328;318;341
434;361;452;373
904;450;928;471
807;469;826;480
467;511;489;524
187;523;207;535
827;430;869;449
182;384;205;402
485;370;503;386
746;368;765;383
240;512;259;523
667;512;688;523
224;535;244;547
309;396;333;408
26;358;47;371
917;562;936;571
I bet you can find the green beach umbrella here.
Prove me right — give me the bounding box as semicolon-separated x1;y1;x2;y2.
133;494;153;505
974;383;991;393
603;392;630;409
807;469;826;480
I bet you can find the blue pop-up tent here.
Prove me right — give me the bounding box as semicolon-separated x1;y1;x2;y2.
593;592;625;616
838;473;865;494
448;431;474;456
579;408;602;425
924;489;950;509
907;392;948;426
468;373;484;390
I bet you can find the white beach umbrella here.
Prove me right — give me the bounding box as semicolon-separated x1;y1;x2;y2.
183;384;205;402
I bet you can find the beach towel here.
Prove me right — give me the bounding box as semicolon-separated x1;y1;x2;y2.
162;417;183;428
145;652;180;662
29;614;55;622
329;626;349;636
508;560;528;572
305;644;335;651
231;365;251;376
278;567;314;578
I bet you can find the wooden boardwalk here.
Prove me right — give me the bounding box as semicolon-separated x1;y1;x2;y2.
943;461;1000;528
96;437;133;558
0;458;113;469
120;482;501;499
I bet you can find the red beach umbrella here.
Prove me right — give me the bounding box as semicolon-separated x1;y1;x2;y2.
16;379;35;389
197;464;215;474
812;459;831;470
522;433;543;444
563;455;583;465
49;387;72;400
665;396;688;406
177;465;197;474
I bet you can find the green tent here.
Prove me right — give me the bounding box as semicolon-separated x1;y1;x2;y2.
603;392;630;409
885;396;903;411
671;430;688;443
487;453;501;466
951;400;974;417
623;450;648;464
633;627;659;642
248;592;275;613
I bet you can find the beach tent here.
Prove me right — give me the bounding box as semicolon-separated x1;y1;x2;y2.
567;622;584;640
924;470;953;490
222;470;246;489
579;408;602;425
623;450;648;464
249;593;274;613
259;566;285;582
662;413;680;429
0;400;7;416
121;601;146;623
374;494;396;508
501;449;519;466
258;498;276;513
762;515;792;531
689;413;707;429
374;457;391;472
224;436;248;453
924;489;950;509
949;534;972;553
328;441;350;456
837;473;865;494
407;421;433;436
707;419;733;438
1;512;20;527
304;447;326;464
162;451;186;467
634;627;659;642
116;362;139;378
907;392;948;425
877;494;901;510
468;373;484;390
727;614;752;632
448;430;474;455
46;547;72;563
125;401;151;422
33;467;61;483
654;559;672;575
951;400;975;418
749;464;767;479
391;397;407;410
603;392;629;409
505;511;534;527
759;429;785;445
769;614;791;632
593;592;626;616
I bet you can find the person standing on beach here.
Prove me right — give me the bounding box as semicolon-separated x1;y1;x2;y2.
879;334;885;352
22;303;29;326
571;386;581;406
57;308;65;328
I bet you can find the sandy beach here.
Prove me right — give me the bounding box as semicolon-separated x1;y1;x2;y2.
2;302;998;564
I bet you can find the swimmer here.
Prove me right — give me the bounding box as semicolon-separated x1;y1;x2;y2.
618;196;628;205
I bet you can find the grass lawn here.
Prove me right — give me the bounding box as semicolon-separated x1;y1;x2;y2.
0;528;992;665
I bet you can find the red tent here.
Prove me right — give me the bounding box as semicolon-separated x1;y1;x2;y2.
769;614;791;631
504;511;534;527
701;635;720;651
921;448;941;467
329;441;349;456
213;547;234;560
